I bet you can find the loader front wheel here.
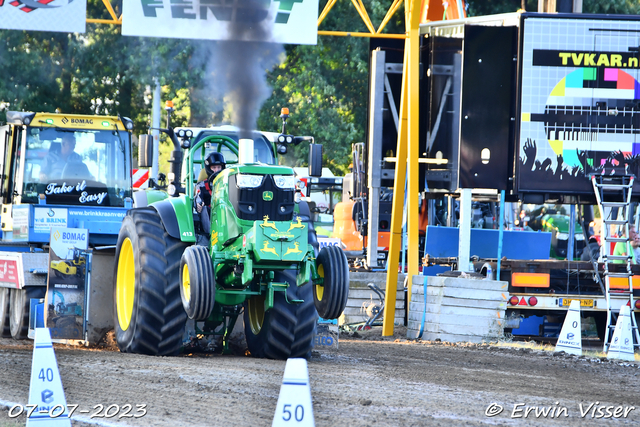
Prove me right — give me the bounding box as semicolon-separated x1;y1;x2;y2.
244;271;317;359
0;287;12;338
180;245;215;321
114;208;188;356
314;245;349;319
9;287;45;340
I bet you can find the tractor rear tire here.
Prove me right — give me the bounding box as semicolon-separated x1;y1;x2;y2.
0;287;11;338
244;271;317;359
9;287;45;340
180;245;215;321
114;207;189;356
314;245;349;319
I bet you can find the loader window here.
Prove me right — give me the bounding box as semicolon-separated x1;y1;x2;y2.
21;127;132;207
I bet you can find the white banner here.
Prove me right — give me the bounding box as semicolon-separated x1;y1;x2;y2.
0;0;86;33
122;0;318;45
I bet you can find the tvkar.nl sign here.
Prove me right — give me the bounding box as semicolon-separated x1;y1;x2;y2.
122;0;318;45
0;0;86;33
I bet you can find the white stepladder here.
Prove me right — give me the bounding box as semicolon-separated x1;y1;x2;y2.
591;174;640;354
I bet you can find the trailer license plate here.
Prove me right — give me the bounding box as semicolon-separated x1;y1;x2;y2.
559;298;593;308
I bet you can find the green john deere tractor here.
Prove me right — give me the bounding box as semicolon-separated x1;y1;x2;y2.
114;108;349;359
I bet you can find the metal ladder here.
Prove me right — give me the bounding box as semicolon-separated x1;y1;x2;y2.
591;174;640;353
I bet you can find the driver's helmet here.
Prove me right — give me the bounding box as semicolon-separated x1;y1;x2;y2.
204;152;226;180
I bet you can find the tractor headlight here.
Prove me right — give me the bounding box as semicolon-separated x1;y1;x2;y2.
274;175;295;189
237;174;264;188
556;232;569;240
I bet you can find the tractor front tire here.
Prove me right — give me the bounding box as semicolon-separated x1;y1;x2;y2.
0;287;11;338
9;287;45;339
114;208;189;356
314;245;350;320
180;245;215;321
244;271;317;359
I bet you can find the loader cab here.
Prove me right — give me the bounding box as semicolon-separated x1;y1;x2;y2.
1;112;133;241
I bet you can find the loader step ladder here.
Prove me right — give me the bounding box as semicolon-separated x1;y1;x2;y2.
591;174;640;353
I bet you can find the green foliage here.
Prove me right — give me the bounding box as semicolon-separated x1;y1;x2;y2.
466;0;640;15
583;0;640;14
256;0;404;175
466;0;527;16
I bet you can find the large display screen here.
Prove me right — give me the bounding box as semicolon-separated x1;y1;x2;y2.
517;15;640;196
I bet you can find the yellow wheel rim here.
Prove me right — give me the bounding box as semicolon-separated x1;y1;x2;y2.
116;237;135;331
182;264;191;304
247;295;265;335
316;264;325;301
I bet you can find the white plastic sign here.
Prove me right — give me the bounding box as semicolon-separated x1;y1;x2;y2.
0;0;86;33
122;0;319;45
272;358;315;427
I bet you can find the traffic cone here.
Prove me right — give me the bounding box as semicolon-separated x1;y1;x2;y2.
272;358;315;427
554;300;582;356
26;328;71;426
607;305;635;362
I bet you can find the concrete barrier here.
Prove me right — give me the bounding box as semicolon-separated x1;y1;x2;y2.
407;275;507;342
339;272;405;326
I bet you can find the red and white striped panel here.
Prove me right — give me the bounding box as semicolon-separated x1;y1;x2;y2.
132;168;149;189
10;0;55;13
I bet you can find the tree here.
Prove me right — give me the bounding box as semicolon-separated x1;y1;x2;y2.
257;0;405;175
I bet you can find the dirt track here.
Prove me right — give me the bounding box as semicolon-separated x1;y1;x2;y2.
0;328;639;427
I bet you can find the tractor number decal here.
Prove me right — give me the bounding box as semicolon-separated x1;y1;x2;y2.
287;216;305;232
263;191;273;201
283;242;302;257
260;241;278;256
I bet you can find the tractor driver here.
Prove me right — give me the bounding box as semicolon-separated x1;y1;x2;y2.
195;152;226;213
39;133;84;181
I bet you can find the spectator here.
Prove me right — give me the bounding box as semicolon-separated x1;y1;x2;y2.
612;225;640;264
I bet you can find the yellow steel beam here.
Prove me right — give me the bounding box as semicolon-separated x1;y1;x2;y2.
405;0;421;314
318;0;340;27
349;0;376;33
86;0;121;24
317;30;406;39
318;0;406;39
87;0;407;38
381;45;407;337
377;0;404;34
382;0;420;336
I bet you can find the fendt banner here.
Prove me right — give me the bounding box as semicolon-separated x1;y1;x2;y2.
122;0;319;44
517;15;640;195
0;0;86;33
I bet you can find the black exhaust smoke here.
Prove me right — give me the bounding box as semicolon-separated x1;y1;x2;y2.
217;0;285;138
